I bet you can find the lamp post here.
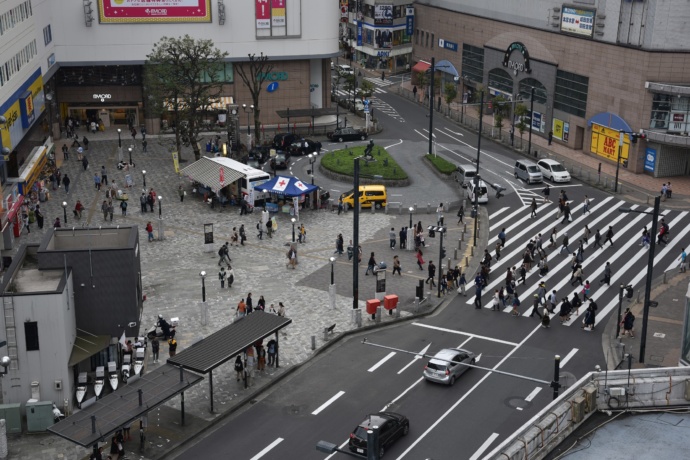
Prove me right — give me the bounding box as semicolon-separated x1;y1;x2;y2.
45;92;55;140
158;196;162;218
291;217;296;242
128;147;133;165
353;156;361;316
242;104;254;148
619;195;661;363
308;154;316;185
62;201;68;224
473;91;484;248
199;271;207;327
614;130;624;193
117;128;123;162
329;256;336;285
142;170;147;188
427;57;435;156
527;87;535;158
408;206;414;228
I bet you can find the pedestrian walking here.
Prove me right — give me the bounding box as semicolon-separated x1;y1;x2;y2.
168;337;177;357
570;265;584;286
392;255;402;275
227;265;235;287
146;221;154;242
510;293;521;316
94;173;101;190
536;281;547;305
140;193;147;213
457;271;467;296
389;227;396;249
559;232;570;254
530;198;538;218
267;339;277;366
605;226;615;247
581;280;591;300
495;241;502;261
413;85;418;100
100;166;108;185
35;206;44;229
599;262;612;285
548;130;553;145
219;267;227;288
416;249;424;270
542;183;551;203
399;227;407;249
561;202;571;224
680;248;687;273
517;264;527;285
101;200;109;220
365;252;377;275
142;139;148;153
107;200;114;221
621;308;635;337
457;204;464;224
240;224;247;246
593;228;603;249
178;185;185;202
120;200;127;216
583;225;591;245
236;298;247;317
491;290;500;311
474;275;483;309
62;174;71;194
583;195;590;215
530;294;543;319
246;293;254;315
548;227;558;249
436;203;444;223
426;260;436;287
498;228;506;248
576;239;585;263
234;355;244;381
151;336;160;363
660;183;668;201
548;290;557;313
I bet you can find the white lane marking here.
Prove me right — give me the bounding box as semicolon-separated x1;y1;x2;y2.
576;210;690;325
469;432;500;460
559;348;579;368
250;438;284;460
527;183;583;189
380;377;425;413
384;139;404;149
441;127;464;137
311;390;345;415
474;353;482;363
368;351;396;372
489;205;531;232
516;407;523;411
489;207;510;222
524;386;543;402
396;321;545;459
457;337;473;349
397;344;431;375
412;323;518;346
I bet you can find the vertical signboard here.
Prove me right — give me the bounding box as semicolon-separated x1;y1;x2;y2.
644;147;657;172
357;21;363;46
256;0;270;29
271;0;285;26
406;6;414;37
552;118;564;140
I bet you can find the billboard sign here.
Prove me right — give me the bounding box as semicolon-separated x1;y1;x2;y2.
374;4;393;25
590;124;630;164
98;0;211;24
644;148;656;172
561;7;595;38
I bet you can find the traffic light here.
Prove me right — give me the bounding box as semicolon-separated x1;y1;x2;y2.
440;246;446;259
630;133;647;144
625;285;634;299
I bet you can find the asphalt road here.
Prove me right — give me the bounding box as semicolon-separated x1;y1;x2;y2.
172;77;690;460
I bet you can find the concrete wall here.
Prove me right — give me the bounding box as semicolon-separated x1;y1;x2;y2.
0;274;76;410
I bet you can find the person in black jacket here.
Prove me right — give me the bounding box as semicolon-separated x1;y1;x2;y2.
426;260;436;287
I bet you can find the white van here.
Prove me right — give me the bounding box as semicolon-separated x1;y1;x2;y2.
455;164;477;188
467;179;489;204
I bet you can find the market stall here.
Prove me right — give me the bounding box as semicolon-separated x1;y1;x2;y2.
253;176;318;215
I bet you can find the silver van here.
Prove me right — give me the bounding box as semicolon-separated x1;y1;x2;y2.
514;159;543;184
455;164;477;188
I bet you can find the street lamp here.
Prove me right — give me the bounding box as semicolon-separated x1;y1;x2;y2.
473;90;485;248
329;256;336;285
291;217;296;243
142;170;147;188
619;195;661;364
242;104;254;148
128;146;133;165
199;270;207;327
308;154;316;185
408;206;414;228
427;57;436;156
158;196;162;218
117;128;122;148
45;92;54;140
62;201;67;224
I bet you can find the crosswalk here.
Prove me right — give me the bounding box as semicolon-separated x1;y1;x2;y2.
333;87;387;98
464;198;688;327
363;76;397;88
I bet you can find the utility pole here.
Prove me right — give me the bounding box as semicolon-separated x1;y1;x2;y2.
527;87;535;157
473;91;484;248
427;57;435;155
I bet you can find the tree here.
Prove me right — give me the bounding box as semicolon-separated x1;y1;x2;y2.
444;83;457;105
416;71;428;91
492;95;508;129
234;53;274;145
145;35;228;161
514;104;529;148
359;80;375;99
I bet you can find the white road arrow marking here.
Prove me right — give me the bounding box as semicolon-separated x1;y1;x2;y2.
397;343;431;375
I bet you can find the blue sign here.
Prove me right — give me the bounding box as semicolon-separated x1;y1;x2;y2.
267;82;279;93
644;147;657;172
363;99;370;114
406;16;414;37
439;39;458;52
357;21;363;47
532;112;542;131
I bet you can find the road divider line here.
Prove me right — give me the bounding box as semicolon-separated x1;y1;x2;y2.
397;344;430;375
311;391;345;415
489;205;530;232
524;386;543;402
249;438;284;460
368;352;396;372
469;432;500;460
489;206;510;222
559;348;579;368
412;323;518;346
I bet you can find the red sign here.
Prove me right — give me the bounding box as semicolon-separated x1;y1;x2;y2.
98;0;211;24
673;113;685;122
219;167;225;187
256;0;270;29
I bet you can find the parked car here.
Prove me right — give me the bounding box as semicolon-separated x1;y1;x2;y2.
514;159;543;184
327;127;368;142
423;348;476;385
248;146;270;164
336;64;354;76
269;151;291;170
273;133;297;150
288;138;322;156
537;159;571;183
348;412;409;458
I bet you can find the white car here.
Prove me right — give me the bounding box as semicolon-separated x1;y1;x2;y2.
537;159;571;183
336;64;354;76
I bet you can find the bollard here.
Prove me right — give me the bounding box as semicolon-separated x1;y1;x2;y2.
372;203;375;214
414;297;420;314
663;271;667;284
463;223;467;233
385;204;389;214
395;307;401;318
447;258;451;270
313;334;318;349
376;306;382;323
465;256;469;267
454;248;458;260
461;232;465;242
398;203;402;214
471;246;474;256
355;309;362;327
457;238;462;249
414;203;418;213
427;203;431;214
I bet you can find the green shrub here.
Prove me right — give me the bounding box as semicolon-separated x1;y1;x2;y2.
321;146;408;180
425;154;456;175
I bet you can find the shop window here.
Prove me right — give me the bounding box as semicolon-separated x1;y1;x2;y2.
25;321;39;351
650;93;671;130
431;34;434;49
519;78;548;104
461;44;484;84
200;63;234;83
415;29;419;45
488;68;513;95
43;24;52;46
554;70;588;118
425;32;429;47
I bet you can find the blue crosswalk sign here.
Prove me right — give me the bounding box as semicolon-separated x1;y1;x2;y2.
363;99;370;113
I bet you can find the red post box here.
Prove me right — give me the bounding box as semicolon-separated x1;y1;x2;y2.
383;295;398;310
366;299;380;315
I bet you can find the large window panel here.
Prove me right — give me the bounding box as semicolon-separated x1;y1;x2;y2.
554;70;588;118
519;78;547;104
488;68;513;94
461;44;484;84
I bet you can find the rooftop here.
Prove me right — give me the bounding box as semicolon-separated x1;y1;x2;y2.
3;246;64;294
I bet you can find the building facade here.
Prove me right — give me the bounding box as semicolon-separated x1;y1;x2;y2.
412;0;690;177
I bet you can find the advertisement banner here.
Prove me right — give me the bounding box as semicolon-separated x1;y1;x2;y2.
171;151;180;174
256;0;270;28
1;69;44;152
552;118;564;140
374;4;393;25
357;21;363;46
560;7;595;38
375;29;393;49
406;7;414;36
98;0;211;24
271;0;285;26
644;147;657;172
532;112;542;132
590;124;630;165
563;122;570;142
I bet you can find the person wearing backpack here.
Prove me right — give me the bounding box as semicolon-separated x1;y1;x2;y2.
218;267;227;288
234;355;244;381
621;308;635;338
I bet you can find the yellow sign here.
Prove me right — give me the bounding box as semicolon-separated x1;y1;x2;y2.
590;124;630;163
172;151;180;174
1;71;44;150
552;119;564;140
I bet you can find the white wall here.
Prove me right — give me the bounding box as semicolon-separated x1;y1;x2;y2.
0;272;76;408
53;0;339;65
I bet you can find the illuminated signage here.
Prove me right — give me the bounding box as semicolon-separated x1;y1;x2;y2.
98;0;211;24
561;7;595;38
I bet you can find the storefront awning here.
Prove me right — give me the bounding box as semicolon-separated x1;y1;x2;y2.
587;112;632;133
179;156;246;193
411;60;431;74
68;334;111;367
436;60;459;77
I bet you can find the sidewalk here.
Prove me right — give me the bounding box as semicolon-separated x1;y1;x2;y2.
2;135;483;460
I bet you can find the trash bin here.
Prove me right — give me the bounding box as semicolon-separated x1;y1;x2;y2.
470;206;477;218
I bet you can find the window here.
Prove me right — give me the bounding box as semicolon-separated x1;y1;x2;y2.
415;28;419;45
425;32;429;47
200;63;234;83
488;68;513;94
431;33;434;49
0;1;33;37
43;24;51;45
462;44;484;84
519;78;548;104
25;321;39;351
554;70;589;118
